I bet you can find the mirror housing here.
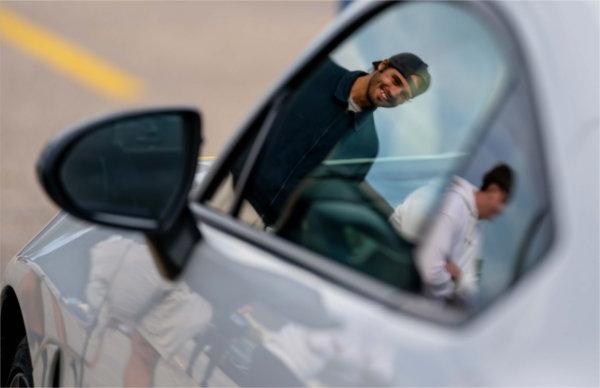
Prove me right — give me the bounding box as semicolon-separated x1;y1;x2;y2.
37;107;202;279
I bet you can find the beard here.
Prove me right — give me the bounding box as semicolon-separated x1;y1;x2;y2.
365;71;381;108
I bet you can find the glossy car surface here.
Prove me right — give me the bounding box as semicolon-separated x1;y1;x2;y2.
2;1;598;386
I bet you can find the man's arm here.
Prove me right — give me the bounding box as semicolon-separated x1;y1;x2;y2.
415;212;460;299
445;260;461;281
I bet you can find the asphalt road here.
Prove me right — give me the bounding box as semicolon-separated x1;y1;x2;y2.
0;1;335;281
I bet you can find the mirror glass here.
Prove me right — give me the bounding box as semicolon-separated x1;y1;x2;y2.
60;114;188;221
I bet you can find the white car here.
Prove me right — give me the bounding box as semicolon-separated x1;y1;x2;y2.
2;1;598;386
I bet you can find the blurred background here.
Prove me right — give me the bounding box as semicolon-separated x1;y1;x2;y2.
0;1;336;279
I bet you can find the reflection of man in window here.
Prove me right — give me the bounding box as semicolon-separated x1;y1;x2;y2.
241;53;431;225
392;164;514;304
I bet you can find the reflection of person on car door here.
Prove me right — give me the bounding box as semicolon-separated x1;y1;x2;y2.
85;236;212;387
391;164;514;305
236;53;431;225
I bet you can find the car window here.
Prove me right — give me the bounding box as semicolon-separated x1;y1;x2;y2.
204;2;552;311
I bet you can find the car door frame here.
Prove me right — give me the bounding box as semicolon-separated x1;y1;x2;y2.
189;0;553;326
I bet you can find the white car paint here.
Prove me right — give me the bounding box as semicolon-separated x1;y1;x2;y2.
2;1;598;387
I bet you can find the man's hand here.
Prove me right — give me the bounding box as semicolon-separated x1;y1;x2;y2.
445;260;461;281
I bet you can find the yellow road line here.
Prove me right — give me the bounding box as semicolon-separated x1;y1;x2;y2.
0;6;143;101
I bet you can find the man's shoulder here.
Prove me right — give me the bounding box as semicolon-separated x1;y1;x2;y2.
320;57;348;73
297;57;348;99
309;57;348;81
440;189;471;221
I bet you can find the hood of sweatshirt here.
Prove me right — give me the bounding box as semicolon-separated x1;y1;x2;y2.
449;176;478;219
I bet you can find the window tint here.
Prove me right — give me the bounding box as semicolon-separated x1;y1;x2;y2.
204;2;552;310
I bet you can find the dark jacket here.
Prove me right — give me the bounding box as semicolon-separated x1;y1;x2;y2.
241;58;379;225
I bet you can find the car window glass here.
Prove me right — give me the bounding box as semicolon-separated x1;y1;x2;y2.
457;79;553;302
204;2;552;312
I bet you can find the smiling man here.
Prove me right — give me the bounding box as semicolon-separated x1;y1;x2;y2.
239;53;431;226
351;54;429;109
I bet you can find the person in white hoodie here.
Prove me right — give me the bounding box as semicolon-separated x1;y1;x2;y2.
390;164;514;304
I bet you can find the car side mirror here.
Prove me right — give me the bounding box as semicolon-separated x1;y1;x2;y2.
37;107;202;279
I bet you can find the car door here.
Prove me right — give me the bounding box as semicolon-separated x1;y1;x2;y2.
15;214;137;386
83;1;557;386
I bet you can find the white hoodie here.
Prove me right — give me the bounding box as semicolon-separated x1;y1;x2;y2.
390;177;481;301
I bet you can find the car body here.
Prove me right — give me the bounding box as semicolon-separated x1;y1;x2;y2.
2;1;598;386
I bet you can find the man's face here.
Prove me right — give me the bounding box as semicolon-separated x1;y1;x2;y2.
366;62;421;108
478;184;508;220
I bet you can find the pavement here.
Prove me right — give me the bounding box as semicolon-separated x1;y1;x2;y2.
0;1;335;282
